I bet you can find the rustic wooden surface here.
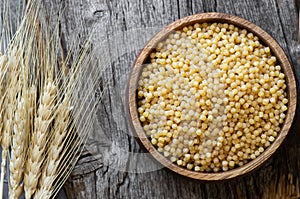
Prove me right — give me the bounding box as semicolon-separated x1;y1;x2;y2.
55;0;300;198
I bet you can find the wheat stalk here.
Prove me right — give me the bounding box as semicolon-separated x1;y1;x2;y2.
5;3;41;198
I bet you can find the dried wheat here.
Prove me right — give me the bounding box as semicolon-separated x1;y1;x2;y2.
24;80;57;199
34;97;71;198
9;93;30;199
0;0;104;198
0;52;19;199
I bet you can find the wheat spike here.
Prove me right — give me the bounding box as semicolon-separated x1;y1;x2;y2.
9;96;26;199
0;51;20;199
9;92;30;199
34;97;71;198
8;27;33;197
24;80;57;199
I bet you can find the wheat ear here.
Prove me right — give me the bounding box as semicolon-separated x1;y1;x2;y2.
9;96;26;199
48;54;105;198
9;91;31;199
8;28;34;197
0;52;19;199
24;80;57;199
34;97;71;198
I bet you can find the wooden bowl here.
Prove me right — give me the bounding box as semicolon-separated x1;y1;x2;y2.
126;12;297;181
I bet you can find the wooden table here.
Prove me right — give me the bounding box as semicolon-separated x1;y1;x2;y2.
58;0;300;198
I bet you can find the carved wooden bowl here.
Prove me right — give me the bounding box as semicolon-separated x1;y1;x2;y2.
126;12;297;181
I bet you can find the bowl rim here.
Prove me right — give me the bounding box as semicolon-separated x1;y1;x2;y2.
126;12;297;181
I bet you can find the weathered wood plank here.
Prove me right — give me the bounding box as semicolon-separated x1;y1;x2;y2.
57;0;300;198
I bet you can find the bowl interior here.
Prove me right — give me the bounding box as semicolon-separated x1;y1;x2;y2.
127;12;297;181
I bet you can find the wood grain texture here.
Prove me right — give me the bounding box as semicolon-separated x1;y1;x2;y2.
49;0;300;198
